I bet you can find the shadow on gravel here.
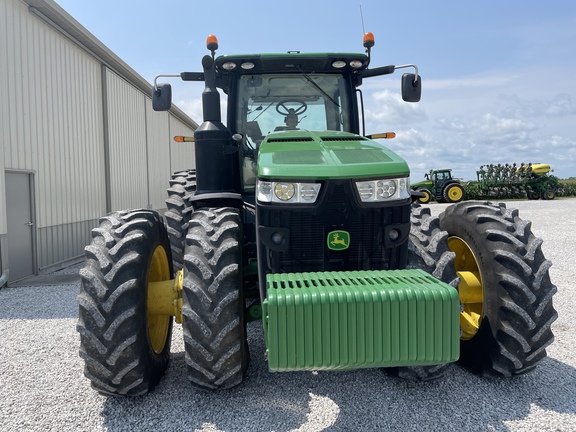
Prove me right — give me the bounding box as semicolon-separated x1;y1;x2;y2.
99;323;576;432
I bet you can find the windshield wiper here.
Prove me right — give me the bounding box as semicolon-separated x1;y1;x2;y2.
296;66;340;108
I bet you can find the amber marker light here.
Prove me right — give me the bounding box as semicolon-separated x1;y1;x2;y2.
174;136;195;143
363;32;375;49
206;34;219;51
368;132;396;139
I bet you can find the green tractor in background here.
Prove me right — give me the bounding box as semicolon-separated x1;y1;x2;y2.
76;33;557;396
411;169;466;204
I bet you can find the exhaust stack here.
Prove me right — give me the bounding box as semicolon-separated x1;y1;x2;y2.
193;54;239;195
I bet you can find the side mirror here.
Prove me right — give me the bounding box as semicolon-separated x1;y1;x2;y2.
401;73;421;102
152;83;172;111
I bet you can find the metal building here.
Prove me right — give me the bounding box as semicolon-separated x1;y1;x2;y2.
0;0;198;286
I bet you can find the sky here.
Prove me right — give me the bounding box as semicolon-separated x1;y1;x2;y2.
54;0;576;181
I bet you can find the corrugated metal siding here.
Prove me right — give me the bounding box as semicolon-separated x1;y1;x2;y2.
1;0;107;268
106;69;148;210
2;0;106;225
146;107;196;211
145;101;171;210
1;0;198;271
106;71;197;212
37;219;97;269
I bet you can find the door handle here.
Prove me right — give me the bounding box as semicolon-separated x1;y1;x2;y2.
25;222;34;227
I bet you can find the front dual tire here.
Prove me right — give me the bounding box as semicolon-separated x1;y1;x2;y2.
182;207;250;389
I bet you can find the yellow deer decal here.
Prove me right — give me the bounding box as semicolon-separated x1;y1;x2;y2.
328;231;350;250
331;233;348;247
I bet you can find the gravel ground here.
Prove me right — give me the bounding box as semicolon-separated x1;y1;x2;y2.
1;199;575;432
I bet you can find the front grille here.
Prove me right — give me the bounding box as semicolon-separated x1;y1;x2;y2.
257;181;410;280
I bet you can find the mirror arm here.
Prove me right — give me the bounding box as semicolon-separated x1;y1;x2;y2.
394;64;419;83
153;73;206;93
153;74;181;92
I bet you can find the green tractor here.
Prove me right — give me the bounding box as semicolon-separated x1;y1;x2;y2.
411;168;466;204
77;33;557;395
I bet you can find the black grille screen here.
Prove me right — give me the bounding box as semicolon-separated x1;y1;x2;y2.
282;211;324;271
257;182;410;277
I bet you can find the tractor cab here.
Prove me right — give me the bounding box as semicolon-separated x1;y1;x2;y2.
430;169;453;195
225;58;359;191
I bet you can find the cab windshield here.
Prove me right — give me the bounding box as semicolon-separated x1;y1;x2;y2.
236;73;352;143
236;73;352;190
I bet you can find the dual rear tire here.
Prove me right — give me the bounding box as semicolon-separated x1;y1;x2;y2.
402;201;557;379
440;201;557;376
165;169;197;271
77;210;173;396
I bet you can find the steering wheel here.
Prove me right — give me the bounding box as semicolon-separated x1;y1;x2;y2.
276;100;308;116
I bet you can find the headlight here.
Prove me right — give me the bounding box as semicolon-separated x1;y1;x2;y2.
257;180;321;203
355;177;410;202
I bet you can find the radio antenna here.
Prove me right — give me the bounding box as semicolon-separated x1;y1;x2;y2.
359;4;366;35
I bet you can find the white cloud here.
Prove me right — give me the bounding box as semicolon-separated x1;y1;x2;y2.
499;93;576;119
361;63;576;181
365;90;427;128
425;74;518;91
467;113;536;144
176;97;203;123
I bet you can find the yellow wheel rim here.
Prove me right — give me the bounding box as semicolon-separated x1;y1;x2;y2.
418;190;431;203
448;236;483;340
447;185;463;201
147;245;171;354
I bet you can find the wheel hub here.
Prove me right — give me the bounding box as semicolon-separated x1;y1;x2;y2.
447;236;483;340
147;246;180;353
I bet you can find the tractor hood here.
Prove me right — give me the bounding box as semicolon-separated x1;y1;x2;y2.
411;179;433;189
257;131;409;179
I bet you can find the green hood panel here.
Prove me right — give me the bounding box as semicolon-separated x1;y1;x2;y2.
411;179;433;189
258;131;409;179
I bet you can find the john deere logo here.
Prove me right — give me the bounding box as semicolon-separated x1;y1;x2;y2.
327;230;350;251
